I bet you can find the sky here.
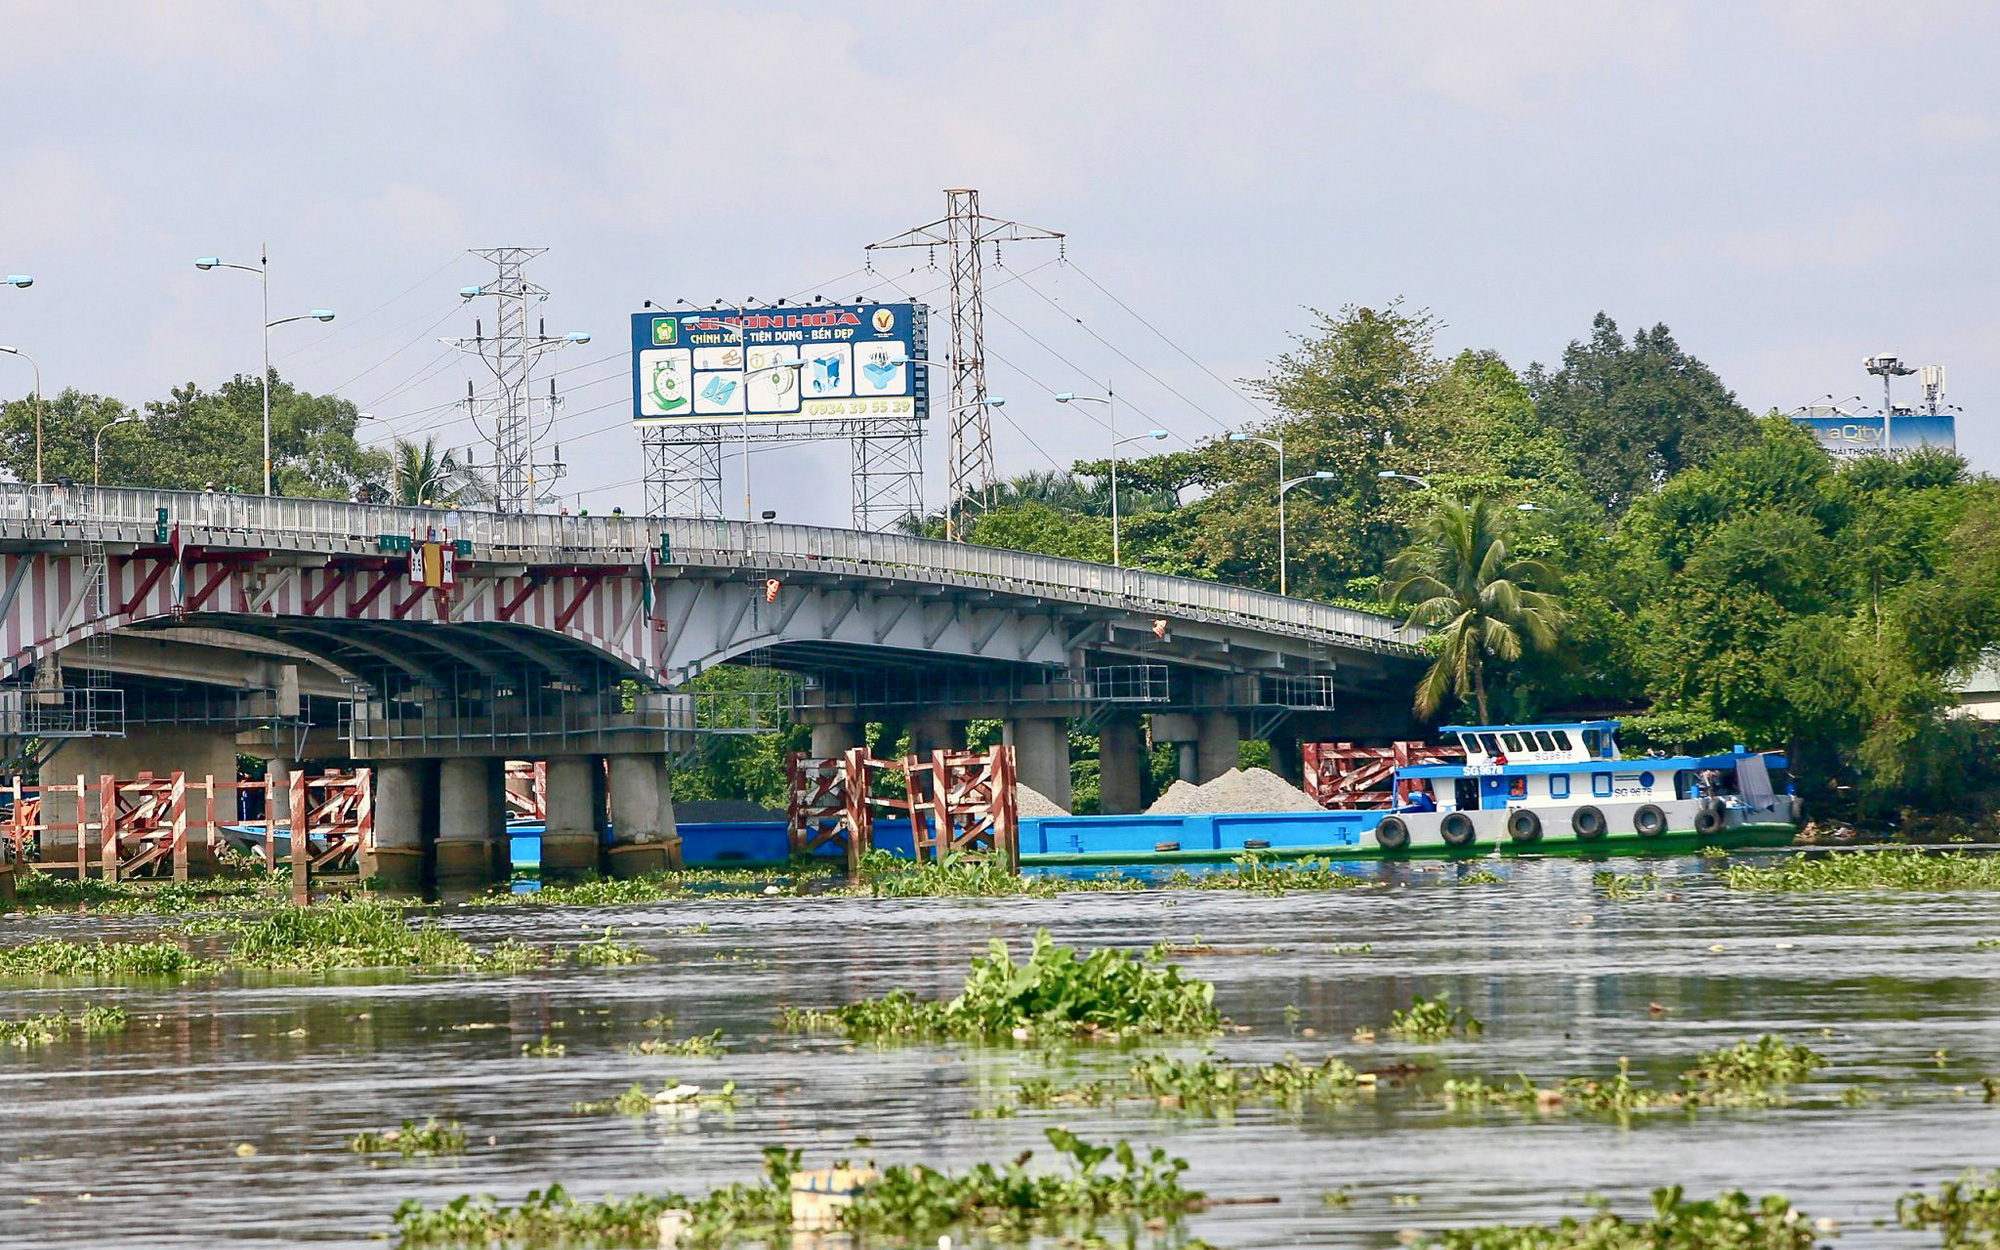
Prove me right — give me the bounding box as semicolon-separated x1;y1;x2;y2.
2;0;1997;525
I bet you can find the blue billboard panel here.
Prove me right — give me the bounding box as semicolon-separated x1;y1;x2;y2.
631;302;928;425
1792;414;1957;458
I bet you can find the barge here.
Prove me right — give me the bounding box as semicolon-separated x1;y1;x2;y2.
511;720;1801;872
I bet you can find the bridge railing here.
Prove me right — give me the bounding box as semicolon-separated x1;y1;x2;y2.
0;484;1419;653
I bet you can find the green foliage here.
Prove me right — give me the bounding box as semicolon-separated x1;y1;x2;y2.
1525;313;1757;512
1388;993;1483;1041
1174;851;1375;895
630;1029;723;1057
0;1005;128;1047
1128;1052;1365;1108
8;872;287;916
1683;1034;1827;1096
1389;495;1564;720
387;435;484;507
661;665;807;810
393;1131;1197;1247
781;929;1221;1042
224;900;482;970
569;928;649;966
1418;1186;1817;1249
0;371;386;496
349;1118;467;1158
571;1081;736;1115
0;937;214;978
1897;1171;2000;1248
1720;849;2000;892
857;851;1137;898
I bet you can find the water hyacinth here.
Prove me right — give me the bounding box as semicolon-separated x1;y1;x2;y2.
391;1129;1200;1246
0;937;214;978
782;929;1222;1041
349;1117;467;1157
0;1005;129;1047
1417;1186;1820;1249
1721;848;2000;892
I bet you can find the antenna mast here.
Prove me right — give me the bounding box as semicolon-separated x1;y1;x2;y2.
868;190;1063;540
445;247;587;512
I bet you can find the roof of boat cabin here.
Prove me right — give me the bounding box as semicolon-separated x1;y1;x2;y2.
1438;721;1622;735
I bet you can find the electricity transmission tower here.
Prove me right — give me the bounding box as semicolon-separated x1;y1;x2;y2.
444;248;589;512
868;190;1062;539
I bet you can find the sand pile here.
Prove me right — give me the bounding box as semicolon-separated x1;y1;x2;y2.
1015;783;1070;817
1144;767;1322;815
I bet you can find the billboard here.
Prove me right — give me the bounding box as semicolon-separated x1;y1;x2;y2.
1791;414;1957;458
631;302;928;425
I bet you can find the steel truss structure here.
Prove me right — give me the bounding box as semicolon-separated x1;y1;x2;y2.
640;418;924;530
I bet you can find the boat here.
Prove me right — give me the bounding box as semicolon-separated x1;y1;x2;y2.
496;720;1802;874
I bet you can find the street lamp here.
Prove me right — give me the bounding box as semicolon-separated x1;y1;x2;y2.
0;346;43;484
1274;471;1337;597
1058;388;1164;567
196;247;336;497
94;414;139;486
1377;471;1431;489
1229;432;1295;591
3;275;31;288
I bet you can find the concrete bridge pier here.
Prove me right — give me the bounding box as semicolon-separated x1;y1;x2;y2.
363;760;433;896
1004;715;1072;812
1097;715;1145;814
607;754;679;878
909;715;966;758
1196;709;1241;782
267;757;295;826
434;757;503;896
542;755;606;882
810;721;866;759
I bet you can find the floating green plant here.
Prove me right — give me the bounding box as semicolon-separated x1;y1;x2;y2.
350;1118;467;1158
1439;1036;1831;1119
858;851;1136;898
1172;851;1375;895
0;1005;129;1047
630;1029;723;1057
1130;1052;1366;1108
1388;993;1484;1042
780;929;1221;1043
391;1128;1200;1247
1899;1169;2000;1247
0;937;214;978
570;929;649;966
570;1080;737;1115
1721;848;2000;892
1415;1186;1819;1249
1593;871;1663;899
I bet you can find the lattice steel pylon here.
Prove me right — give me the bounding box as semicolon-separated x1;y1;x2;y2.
868;190;1063;540
444;248;587;513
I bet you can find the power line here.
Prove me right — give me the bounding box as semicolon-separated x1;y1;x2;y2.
274;251;468;365
1063;260;1276;425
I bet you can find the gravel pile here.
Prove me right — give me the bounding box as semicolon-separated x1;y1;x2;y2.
1015;783;1069;817
1144;767;1322;815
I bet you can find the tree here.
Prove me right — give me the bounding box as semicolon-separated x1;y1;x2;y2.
1526;313;1755;511
0;388;145;484
390;435;483;507
1387;495;1564;721
137;370;385;497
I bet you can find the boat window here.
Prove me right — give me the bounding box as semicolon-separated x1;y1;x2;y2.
1592;771;1613;798
1453;778;1478;810
1479;733;1503;756
1550;773;1571;799
1581;728;1602;756
1534;731;1558;752
1552;730;1573;752
1501;733;1524;753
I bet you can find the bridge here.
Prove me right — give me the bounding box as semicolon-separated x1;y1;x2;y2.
0;483;1423;892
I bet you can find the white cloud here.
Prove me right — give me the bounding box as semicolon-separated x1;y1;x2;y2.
1921;108;1995;147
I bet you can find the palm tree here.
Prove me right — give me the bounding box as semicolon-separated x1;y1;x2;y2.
1386;495;1563;721
390;436;484;507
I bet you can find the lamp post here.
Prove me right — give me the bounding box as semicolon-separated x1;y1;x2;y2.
94;414;139;486
1228;432;1296;592
1376;471;1431;489
1274;471;1337;597
1058;389;1165;567
0;346;43;484
197;249;335;496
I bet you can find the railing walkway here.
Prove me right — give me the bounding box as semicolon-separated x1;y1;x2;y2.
0;484;1421;656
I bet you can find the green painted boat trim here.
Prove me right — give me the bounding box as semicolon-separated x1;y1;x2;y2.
1019;824;1799;868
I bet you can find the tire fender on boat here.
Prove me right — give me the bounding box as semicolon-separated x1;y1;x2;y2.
1693;800;1724;835
1571;805;1607;840
1633;803;1667;836
1440;812;1477;847
1505;809;1542;843
1375;815;1410;851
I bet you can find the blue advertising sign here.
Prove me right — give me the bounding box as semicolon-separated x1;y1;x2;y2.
631;302;928;425
1791;414;1957;458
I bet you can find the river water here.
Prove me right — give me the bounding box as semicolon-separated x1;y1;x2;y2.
1;856;1997;1247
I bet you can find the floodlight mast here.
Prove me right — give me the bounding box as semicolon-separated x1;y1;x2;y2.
867;189;1064;541
1863;352;1916;454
